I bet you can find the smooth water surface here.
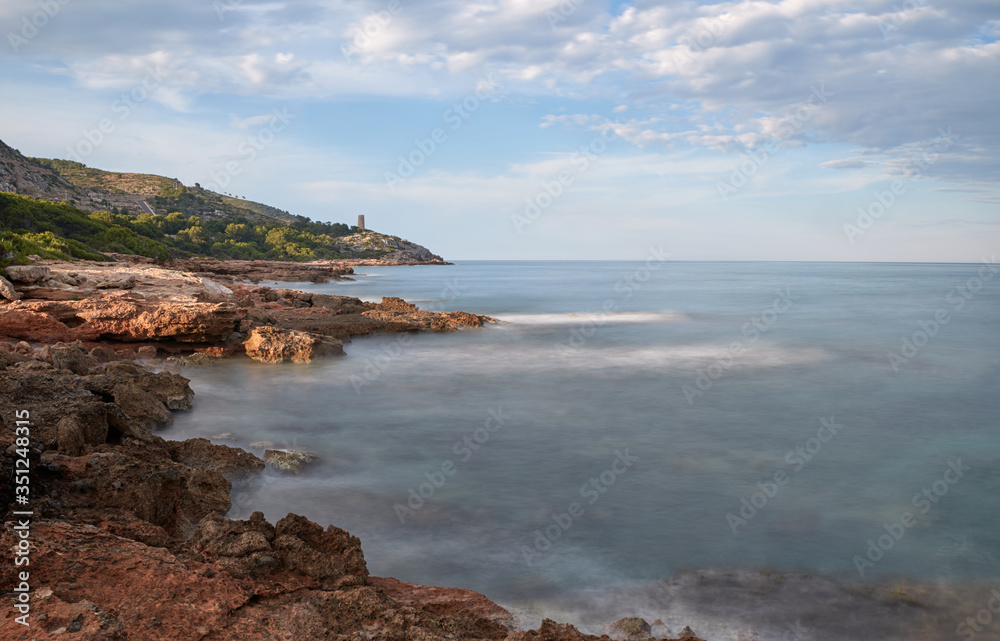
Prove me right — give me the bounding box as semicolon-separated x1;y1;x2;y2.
165;261;1000;639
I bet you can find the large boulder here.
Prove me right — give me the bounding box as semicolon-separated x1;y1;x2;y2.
5;264;51;283
608;617;651;640
83;362;195;438
87;361;195;410
198;277;234;303
0;274;21;301
272;513;368;585
243;326;344;363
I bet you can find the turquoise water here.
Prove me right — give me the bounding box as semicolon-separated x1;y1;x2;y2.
166;261;1000;640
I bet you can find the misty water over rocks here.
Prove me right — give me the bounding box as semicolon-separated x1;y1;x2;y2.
166;261;1000;640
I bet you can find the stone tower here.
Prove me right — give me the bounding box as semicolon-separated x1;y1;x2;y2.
358;214;365;230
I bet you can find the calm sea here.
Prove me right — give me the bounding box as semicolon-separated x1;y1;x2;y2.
166;260;1000;640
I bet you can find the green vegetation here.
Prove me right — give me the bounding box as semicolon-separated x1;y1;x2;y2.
30;157;298;224
0;192;374;268
219;195;296;223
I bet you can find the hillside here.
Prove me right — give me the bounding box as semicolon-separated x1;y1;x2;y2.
0;138;445;265
26;156;299;224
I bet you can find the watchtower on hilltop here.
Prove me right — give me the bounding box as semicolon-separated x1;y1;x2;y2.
357;214;365;230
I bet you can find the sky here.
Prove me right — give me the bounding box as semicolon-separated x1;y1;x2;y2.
1;0;998;261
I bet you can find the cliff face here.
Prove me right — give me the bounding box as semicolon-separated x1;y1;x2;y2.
0;140;85;205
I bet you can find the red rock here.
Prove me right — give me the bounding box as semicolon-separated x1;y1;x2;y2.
370;576;513;625
72;296;241;343
243;325;344;363
167;438;265;483
0;307;87;342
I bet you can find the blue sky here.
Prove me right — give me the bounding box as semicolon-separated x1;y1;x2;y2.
1;0;998;261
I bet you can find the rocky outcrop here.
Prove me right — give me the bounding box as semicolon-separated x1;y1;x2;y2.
190;511;368;586
243;326;344;363
0;516;514;641
0;259;491;363
173;256;355;283
331;230;447;264
50;444;232;538
362;296;494;331
74;296;240;343
0;297;240;345
167;438;265;484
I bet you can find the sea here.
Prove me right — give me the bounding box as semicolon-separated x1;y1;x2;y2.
164;260;1000;641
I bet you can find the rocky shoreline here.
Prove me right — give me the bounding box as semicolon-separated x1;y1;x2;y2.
0;257;705;641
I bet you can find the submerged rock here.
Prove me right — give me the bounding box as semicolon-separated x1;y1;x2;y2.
609;617;652;640
264;448;319;473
